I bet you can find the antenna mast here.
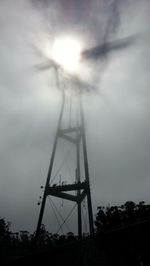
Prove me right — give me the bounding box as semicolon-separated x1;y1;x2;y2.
35;89;94;241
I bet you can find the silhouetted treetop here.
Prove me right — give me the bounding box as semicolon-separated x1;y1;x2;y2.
95;201;150;232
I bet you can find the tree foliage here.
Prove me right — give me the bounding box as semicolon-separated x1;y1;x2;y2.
0;217;11;242
95;201;150;232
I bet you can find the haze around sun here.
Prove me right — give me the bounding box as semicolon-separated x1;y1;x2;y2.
51;36;82;73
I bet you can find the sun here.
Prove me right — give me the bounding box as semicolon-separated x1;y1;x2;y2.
51;36;82;73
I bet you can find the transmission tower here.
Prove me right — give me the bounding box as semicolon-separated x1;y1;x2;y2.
35;89;94;241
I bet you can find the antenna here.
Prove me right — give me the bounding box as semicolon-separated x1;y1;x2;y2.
33;34;135;242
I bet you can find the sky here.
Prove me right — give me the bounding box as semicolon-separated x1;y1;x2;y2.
0;0;150;234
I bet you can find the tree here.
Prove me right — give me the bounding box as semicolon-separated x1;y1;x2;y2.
95;201;150;232
0;217;11;242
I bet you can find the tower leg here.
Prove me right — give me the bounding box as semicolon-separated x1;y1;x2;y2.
78;203;82;239
80;96;94;236
86;186;94;235
76;139;82;239
35;92;65;242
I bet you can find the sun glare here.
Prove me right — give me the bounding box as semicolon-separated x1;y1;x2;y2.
51;36;82;73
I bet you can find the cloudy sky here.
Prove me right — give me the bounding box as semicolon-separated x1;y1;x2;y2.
0;0;150;234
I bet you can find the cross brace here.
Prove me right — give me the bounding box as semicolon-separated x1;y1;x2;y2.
46;190;87;203
46;181;87;203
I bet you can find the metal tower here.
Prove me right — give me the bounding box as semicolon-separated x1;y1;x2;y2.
35;89;94;240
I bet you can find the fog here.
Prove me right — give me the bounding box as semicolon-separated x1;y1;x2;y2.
0;0;150;233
